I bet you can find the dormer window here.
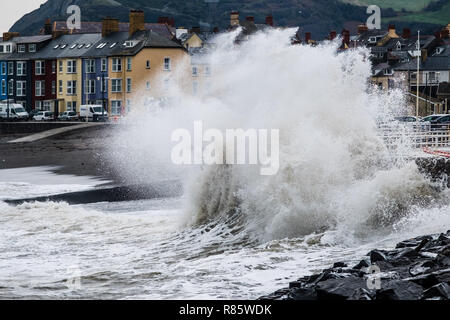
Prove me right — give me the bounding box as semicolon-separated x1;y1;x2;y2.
18;45;25;53
60;44;67;49
369;37;377;43
53;45;60;49
96;43;106;49
396;42;401;51
85;43;92;48
78;44;84;49
70;44;77;49
29;44;36;52
125;41;137;48
110;43;117;48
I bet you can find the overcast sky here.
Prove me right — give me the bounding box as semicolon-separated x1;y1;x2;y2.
0;0;46;33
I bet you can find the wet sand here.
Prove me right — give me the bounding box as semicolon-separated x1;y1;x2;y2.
0;125;120;184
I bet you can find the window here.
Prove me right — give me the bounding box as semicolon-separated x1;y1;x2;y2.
127;58;132;71
126;78;131;93
35;60;45;75
205;66;211;76
67;60;77;73
1;80;5;95
101;58;107;72
67;81;77;95
66;101;76;112
16;81;26;96
164;58;171;71
0;46;3;53
52;81;56;95
111;100;122;115
29;44;36;52
52;61;56;74
59;60;63;73
8;79;14;95
101;78;107;93
110;43;117;48
1;63;5;75
192;66;198;76
112;58;122;72
146;60;150;69
58;80;63;94
70;44;77;49
111;79;122;92
193;81;198;95
43;101;52;111
429;72;436;82
18;45;25;53
164;79;169;91
35;80;45;96
8;62;13;75
85;59;95;73
146;81;150;91
35;101;42;110
96;43;106;49
85;79;95;94
17;62;26;76
78;44;85;49
54;45;60;49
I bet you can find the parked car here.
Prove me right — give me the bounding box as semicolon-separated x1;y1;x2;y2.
421;114;447;123
79;105;108;122
430;115;450;130
0;104;29;121
58;111;79;121
33;111;54;121
28;109;40;121
394;116;430;131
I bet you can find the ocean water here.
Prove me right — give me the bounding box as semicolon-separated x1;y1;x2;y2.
1;29;450;299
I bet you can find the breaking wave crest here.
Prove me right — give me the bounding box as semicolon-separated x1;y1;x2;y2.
107;28;450;244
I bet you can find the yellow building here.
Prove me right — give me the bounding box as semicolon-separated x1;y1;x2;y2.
57;57;83;112
107;30;189;116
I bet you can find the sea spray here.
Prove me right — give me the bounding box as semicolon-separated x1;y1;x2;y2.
106;28;449;243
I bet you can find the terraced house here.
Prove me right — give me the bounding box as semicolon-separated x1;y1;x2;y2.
105;10;188;116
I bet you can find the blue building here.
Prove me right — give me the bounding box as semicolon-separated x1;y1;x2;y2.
0;60;8;101
82;31;130;110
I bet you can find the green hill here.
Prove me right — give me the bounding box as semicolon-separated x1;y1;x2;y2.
8;0;449;39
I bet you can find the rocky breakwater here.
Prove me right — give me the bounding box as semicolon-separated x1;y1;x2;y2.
260;231;450;300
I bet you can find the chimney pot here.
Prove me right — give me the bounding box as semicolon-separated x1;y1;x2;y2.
265;15;274;27
230;11;240;27
129;9;145;36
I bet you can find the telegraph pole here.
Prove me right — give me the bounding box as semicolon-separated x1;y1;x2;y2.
416;30;420;117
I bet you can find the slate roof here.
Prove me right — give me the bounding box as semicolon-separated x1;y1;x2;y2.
394;56;450;71
14;35;52;44
29;33;103;60
437;82;450;97
47;21;175;39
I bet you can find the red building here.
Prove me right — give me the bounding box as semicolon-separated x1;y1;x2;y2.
31;58;57;110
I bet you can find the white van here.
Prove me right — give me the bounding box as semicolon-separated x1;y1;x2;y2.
0;104;29;121
79;105;108;122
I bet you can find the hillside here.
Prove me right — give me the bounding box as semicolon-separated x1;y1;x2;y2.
9;0;449;39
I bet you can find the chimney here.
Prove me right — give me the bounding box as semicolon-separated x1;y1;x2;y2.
2;32;19;41
230;11;239;27
129;10;145;36
305;32;311;44
402;28;411;39
357;24;368;35
265;15;274;27
158;17;174;27
329;30;337;40
342;29;350;47
44;18;52;35
246;16;254;22
102;17;119;37
388;24;399;38
442;29;449;39
421;49;428;63
435;31;442;40
191;26;201;34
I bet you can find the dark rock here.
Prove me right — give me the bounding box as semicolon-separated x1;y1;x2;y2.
376;280;423;300
333;262;347;268
316;277;367;300
422;283;450;300
353;258;370;270
261;232;450;300
289;287;317;300
370;250;388;263
348;288;373;300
